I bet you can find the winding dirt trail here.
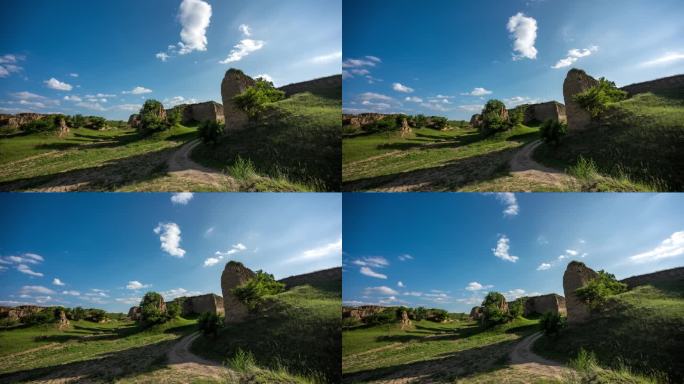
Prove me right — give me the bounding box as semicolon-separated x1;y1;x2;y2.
508;140;576;189
507;332;572;380
166;139;236;189
166;331;236;381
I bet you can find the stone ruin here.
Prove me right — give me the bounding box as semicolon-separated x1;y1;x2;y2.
278;267;342;289
563;261;600;324
127;306;141;321
516;101;567;125
343;113;386;128
523;293;567;317
177;293;225;317
0;305;45;322
166;101;225;125
563;69;600;132
57;309;70;331
0;113;48;129
399;309;412;330
620;266;684;289
469;306;483;320
342;305;386;321
470;114;483;128
221;69;257;132
278;74;342;98
220;261;257;323
621;74;684;97
127;114;140;129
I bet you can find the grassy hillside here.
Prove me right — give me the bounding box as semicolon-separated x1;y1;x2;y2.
534;280;684;382
191;92;341;191
342;125;540;191
0;125;197;190
534;92;684;191
191;283;341;383
342;317;539;383
0;317;197;382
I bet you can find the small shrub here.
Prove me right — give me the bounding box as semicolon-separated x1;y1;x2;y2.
228;348;257;372
227;156;258;180
570;348;599;371
197;312;223;337
232;270;286;310
575;270;628;310
167;107;182;126
509;297;526;318
25;310;55;325
71;306;86;321
22;119;55;133
139;291;168;324
428;308;449;322
342;317;362;328
479;99;511;134
412;306;428;321
429;116;448;130
365;310;396;325
85;116;106;130
510;106;526;126
85;308;107;322
540;119;567;146
568;155;600;179
138;99;169;133
198;120;224;145
167;298;183;319
233;79;286;119
573;77;628;119
481;292;511;327
539;312;566;338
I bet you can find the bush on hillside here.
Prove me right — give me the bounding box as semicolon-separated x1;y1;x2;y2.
85;116;106;130
539;312;566;338
364;117;399;134
139;291;168;324
429;116;449;130
510;106;526;126
138;99;169;133
25;310;55;325
167;107;182;126
365;310;396;325
428;308;449;322
481;292;512;327
198;312;223;337
84;308;107;322
411;306;428;321
540;119;567;146
70;307;86;321
573;77;629;118
480;99;511;134
167;298;183;319
232;271;286;310
233;79;286;119
509;297;526;318
198;120;224;145
23;119;56;133
575;270;628;310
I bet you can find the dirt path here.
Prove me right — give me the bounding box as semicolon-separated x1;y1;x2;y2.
507;332;572;380
165;331;236;381
166;139;236;189
508;140;576;190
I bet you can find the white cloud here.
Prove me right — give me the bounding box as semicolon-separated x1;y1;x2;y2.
403;291;423;297
495;192;519;217
504;96;540;108
204;227;215;237
20;285;54;295
171;192;194;205
457;297;484;305
64;95;82;102
115;297;141;305
238;24;251;37
62;290;80;296
640;52;684;67
507;13;538;60
203;257;221;267
565;249;578;256
537;263;552;271
220;39;265;64
405;96;423;103
17;264;43;277
537;235;549;245
161;287;201;300
76;101;106;111
254;74;273;83
206;242;249;267
285;239;342;264
123;86;152;95
0;54;24;78
126;280;151;290
343;58;379;68
311;51;342;64
69;73;79;77
360;266;387;279
629;231;684;263
177;0;212;54
116;104;143;111
352;256;389;268
11;91;44;100
364;286;398;295
552;46;599;69
397;281;405;288
458;104;485;112
465;281;493;291
163;96;197;108
153;222;186;258
398;254;414;261
44;77;73;91
492;235;519;262
462;87;493;96
504;288;528;300
156;52;170;62
52;278;65;286
392;82;414;93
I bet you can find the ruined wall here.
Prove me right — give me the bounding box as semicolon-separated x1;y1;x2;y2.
0;305;45;322
524;102;567;124
343;113;387;128
278;267;342;289
563;261;599;324
621;74;684;96
342;306;385;320
278;74;342;98
221;69;256;132
0;113;49;129
620;267;684;289
180;293;225;316
563;69;599;131
524;294;567;317
220;261;256;323
469;306;483;320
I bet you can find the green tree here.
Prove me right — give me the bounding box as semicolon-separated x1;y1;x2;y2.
71;114;86;128
232;271;286;310
232;79;286;119
481;292;511;327
167;298;183;319
575;270;628;309
138;100;169;133
197;312;223;337
413;306;428;321
86;116;106;130
429;116;449;130
414;114;428;128
480;99;510;134
509;297;526;318
168;107;182;126
71;307;86;321
540;119;567;147
198;120;224;145
539;312;566;338
510;106;526;126
573;77;628;118
85;309;107;322
139;292;167;324
22;119;55;133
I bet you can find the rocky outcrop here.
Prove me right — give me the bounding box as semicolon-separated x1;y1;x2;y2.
176;293;225;316
278;74;342;98
0;305;45;322
343;113;387;128
56;116;69;138
221;69;256;132
278;267;342;289
127;114;140;128
57;309;70;330
563;69;599;131
342;305;385;321
0;113;48;129
469;306;483;320
620;267;684;289
221;261;256;323
400;309;412;330
127;306;141;321
400;117;412;137
523;294;567;317
563;261;599;324
516;101;567;125
621;74;684;96
470;114;482;128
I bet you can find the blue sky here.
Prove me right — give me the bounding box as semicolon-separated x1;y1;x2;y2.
343;193;684;313
0;0;341;120
0;193;341;312
342;0;684;119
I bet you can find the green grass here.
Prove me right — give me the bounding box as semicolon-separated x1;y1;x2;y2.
562;348;666;384
0;125;197;191
533;280;684;382
191;283;341;384
342;125;540;191
534;92;684;191
191;92;341;191
0;317;197;381
342;317;539;382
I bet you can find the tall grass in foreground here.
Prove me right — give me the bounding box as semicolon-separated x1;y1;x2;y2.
226;348;327;384
567;156;664;192
226;155;324;192
564;349;667;384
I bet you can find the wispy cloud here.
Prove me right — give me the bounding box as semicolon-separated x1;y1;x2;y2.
153;223;186;258
640;52;684;67
461;87;492;96
170;192;194;205
552;46;599;69
492;235;519;262
537;263;551;271
360;266;387;279
126;280;151;290
494;193;519;217
44;77;73;91
465;281;494;291
392;82;414;93
219;24;264;64
507;13;538;60
629;230;684;263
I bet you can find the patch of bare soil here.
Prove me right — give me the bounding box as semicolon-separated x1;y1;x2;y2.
507;332;572;380
163;332;236;382
166;139;236;190
508;140;577;190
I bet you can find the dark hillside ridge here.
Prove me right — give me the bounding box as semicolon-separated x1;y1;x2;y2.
278;74;342;99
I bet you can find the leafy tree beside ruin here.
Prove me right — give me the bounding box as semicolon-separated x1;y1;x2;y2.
232;270;286;310
139;291;168;324
573;77;628;118
198;120;224;145
480;99;510;134
480;291;511;327
233;78;286;119
575;270;628;309
509;297;526;318
198;312;223;337
138;99;169;133
540;119;567;147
